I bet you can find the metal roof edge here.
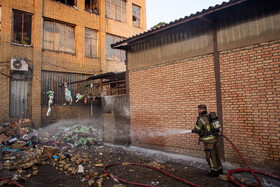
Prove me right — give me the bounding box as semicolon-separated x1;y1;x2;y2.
112;0;248;49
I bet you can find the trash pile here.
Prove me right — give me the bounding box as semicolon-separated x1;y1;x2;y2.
38;125;103;148
0;118;33;145
0;119;107;186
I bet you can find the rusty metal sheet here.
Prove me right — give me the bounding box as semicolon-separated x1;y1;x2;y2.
10;79;28;117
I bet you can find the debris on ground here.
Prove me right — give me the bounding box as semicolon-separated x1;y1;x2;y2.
0;119;104;186
1;119;277;187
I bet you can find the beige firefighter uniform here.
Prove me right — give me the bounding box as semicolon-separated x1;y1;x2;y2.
194;113;222;172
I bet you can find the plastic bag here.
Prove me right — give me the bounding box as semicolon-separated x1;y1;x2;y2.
64;84;72;105
46;91;54;116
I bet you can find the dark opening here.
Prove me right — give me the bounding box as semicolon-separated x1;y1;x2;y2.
66;0;75;6
55;0;76;6
12;11;32;45
85;0;99;13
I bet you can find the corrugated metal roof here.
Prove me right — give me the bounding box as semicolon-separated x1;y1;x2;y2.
86;71;125;81
112;0;248;48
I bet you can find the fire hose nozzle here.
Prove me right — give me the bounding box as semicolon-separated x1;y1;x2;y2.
191;129;200;134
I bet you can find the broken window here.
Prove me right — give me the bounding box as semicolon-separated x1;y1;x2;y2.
105;0;126;22
85;28;98;57
54;0;76;6
43;20;75;53
106;34;125;62
85;0;99;14
12;10;32;45
132;4;140;28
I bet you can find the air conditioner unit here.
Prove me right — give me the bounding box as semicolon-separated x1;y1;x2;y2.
10;57;28;71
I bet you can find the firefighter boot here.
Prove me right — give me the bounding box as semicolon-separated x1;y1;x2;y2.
218;168;223;174
206;170;219;178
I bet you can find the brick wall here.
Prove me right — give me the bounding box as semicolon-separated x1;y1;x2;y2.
41;105;92;126
220;40;280;168
129;54;217;158
129;40;280;169
0;63;10;121
0;0;146;126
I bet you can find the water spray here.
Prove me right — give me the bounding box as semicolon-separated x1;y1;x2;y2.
104;131;280;187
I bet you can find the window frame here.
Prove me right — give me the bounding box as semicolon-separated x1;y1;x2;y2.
105;0;126;22
132;4;141;28
43;19;75;54
11;9;32;46
106;33;126;62
85;28;98;58
85;0;99;14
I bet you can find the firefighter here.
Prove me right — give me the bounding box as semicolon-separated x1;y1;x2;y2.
192;104;223;177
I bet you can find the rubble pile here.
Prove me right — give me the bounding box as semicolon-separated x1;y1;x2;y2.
0;119;110;187
38;125;103;148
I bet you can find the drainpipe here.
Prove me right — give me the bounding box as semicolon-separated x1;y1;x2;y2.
125;48;132;146
200;17;224;160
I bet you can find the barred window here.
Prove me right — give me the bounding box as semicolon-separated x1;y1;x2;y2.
41;71;90;105
12;10;32;45
106;34;125;62
105;0;126;22
85;28;98;57
43;20;75;53
132;4;140;28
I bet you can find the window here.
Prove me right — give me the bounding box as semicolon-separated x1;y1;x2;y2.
43;20;75;53
85;0;99;14
85;28;98;57
105;0;126;22
54;0;76;6
106;34;125;62
12;10;32;45
132;4;140;28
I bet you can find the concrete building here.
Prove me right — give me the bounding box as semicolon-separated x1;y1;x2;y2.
0;0;146;127
113;0;280;170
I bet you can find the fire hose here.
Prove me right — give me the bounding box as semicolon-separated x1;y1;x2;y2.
221;134;280;187
103;133;280;187
0;178;25;187
1;134;279;187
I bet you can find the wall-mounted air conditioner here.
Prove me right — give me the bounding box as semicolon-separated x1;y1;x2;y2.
10;57;28;71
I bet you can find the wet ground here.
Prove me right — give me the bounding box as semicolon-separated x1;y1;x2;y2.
22;144;235;187
2;143;279;187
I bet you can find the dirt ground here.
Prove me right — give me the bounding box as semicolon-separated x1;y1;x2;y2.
20;144;236;187
2;143;279;187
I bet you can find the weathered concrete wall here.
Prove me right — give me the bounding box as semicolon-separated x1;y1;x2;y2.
102;96;130;145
